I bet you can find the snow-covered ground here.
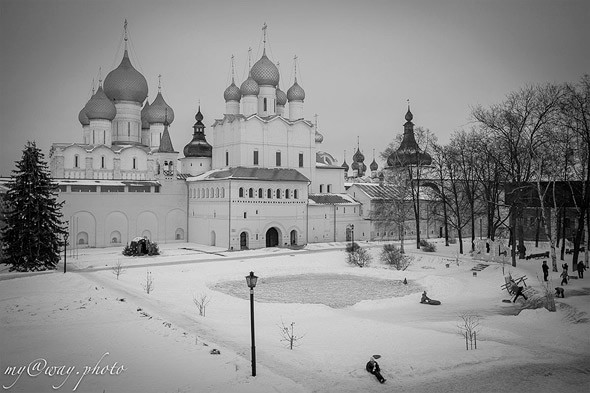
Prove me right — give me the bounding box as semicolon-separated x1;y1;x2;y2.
1;240;589;393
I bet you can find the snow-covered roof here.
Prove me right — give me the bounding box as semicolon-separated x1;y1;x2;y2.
308;193;358;205
186;167;310;183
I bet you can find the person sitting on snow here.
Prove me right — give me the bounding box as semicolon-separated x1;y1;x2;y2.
420;291;431;304
366;355;386;383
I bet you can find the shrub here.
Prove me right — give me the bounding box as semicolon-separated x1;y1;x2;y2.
345;242;372;267
380;244;412;270
421;240;437;252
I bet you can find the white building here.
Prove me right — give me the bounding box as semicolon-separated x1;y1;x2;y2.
45;24;372;250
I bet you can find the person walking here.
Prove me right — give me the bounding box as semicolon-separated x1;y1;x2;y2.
542;261;549;282
366;355;386;384
577;261;587;279
560;268;569;286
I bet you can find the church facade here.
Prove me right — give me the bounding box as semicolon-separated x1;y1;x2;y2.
46;25;382;250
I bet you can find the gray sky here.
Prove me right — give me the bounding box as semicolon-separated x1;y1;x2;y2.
1;0;589;175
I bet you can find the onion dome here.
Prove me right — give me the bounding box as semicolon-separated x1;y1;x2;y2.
276;87;287;106
387;106;432;167
104;50;148;103
287;79;305;102
341;159;349;172
78;103;90;126
224;79;242;102
184;107;212;158
240;75;259;96
370;158;378;171
85;86;116;121
315;131;324;143
352;147;365;164
141;100;150;129
250;50;280;86
147;92;175;124
351;161;359;170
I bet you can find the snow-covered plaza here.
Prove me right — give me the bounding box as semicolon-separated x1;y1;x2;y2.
1;240;589;393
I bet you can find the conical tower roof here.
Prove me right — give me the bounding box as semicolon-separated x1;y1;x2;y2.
387;106;432;167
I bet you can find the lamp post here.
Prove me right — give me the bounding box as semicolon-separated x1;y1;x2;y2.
63;222;69;274
245;271;258;377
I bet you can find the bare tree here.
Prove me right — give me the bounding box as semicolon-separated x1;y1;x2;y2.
193;293;212;317
112;260;126;280
278;320;305;350
457;312;482;350
141;270;154;294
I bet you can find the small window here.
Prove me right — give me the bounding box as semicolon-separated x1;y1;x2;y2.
244;212;247;219
319;185;324;193
132;157;137;169
267;189;272;198
276;188;281;199
294;189;299;199
299;153;304;167
74;155;79;168
327;184;332;193
276;151;281;166
264;98;267;112
226;151;229;166
285;189;290;199
253;150;259;165
258;188;263;198
101;156;105;169
249;188;254;198
128;122;130;137
239;187;244;197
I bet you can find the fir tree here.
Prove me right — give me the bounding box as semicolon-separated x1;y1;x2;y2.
1;141;66;271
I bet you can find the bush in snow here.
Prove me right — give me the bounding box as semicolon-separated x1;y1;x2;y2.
380;244;412;270
345;242;372;267
420;240;437;252
112;260;126;280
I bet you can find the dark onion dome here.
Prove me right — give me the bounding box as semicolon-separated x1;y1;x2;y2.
240;75;259;96
341;159;349;172
78;103;90;126
147;92;175;124
351;161;359;170
184;107;212;158
387;107;432;167
104;50;148;103
250;50;279;86
370;158;378;171
141;100;150;129
276;87;287;106
224;80;242;102
352;147;365;164
315;130;324;143
287;79;305;102
85;86;116;121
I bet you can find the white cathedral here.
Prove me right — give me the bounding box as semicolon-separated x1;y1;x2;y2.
46;24;432;250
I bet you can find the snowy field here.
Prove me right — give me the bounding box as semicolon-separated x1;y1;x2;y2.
1;240;589;393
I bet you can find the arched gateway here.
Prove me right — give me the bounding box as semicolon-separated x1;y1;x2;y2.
266;227;279;247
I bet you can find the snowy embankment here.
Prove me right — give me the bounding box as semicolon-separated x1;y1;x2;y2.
1;240;589;393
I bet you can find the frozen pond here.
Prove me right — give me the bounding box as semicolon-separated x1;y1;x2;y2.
212;273;423;308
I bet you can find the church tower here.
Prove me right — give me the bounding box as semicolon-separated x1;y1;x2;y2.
180;106;212;176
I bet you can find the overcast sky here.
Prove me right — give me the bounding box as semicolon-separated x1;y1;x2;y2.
1;0;588;175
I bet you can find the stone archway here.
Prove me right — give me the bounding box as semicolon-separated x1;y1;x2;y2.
266;227;279;247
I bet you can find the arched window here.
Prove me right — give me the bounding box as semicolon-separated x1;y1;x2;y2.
221;188;225;198
264;97;267;112
74;155;79;168
276;188;281;199
101;156;105;169
267;189;272;199
285;189;290;199
132;157;137;169
239;187;244;197
215;188;219;198
201;188;205;198
294;189;299;199
206;188;209;198
258;188;263;198
210;188;214;198
249;188;254;198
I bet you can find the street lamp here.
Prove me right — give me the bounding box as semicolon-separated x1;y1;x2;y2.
347;224;355;246
245;271;258;376
63;222;69;274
